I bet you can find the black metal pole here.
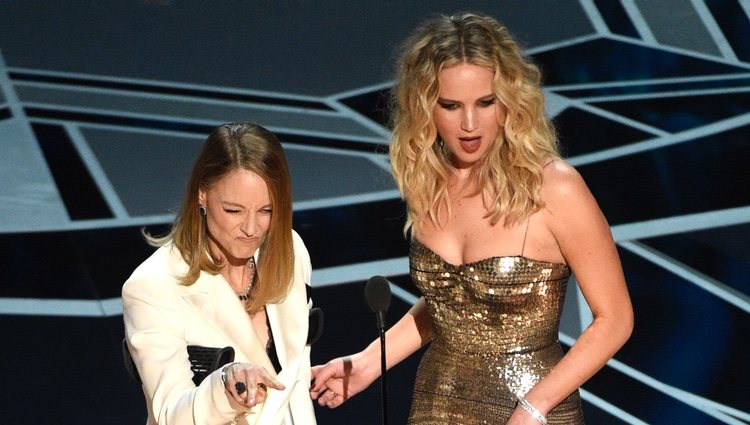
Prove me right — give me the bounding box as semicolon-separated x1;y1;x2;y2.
379;327;388;425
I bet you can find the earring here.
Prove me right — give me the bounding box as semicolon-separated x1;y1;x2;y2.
437;138;445;149
199;205;207;216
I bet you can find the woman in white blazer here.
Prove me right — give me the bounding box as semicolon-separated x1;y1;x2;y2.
123;122;317;425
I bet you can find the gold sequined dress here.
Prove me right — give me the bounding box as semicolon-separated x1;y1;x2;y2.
407;239;584;424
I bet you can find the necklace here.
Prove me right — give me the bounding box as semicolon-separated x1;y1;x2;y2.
236;257;256;301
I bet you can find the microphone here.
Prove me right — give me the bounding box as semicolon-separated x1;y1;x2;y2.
365;275;392;330
364;275;392;425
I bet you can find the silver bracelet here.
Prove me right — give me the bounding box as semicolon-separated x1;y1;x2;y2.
516;395;548;425
220;362;239;390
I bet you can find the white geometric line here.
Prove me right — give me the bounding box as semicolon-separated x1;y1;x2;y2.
311;256;416;306
0;51;27;119
0;191;404;233
0;298;108;317
323;98;392;139
7;66;327;103
327;81;394;102
691;0;739;62
0;214;174;234
31;116;386;146
619;241;750;314
611;205;750;242
568;111;750;165
368;154;394;174
294;190;401;211
560;333;750;424
578;0;612;35
576;85;750;103
604;33;750;69
565;99;670;136
619;0;657;44
0;258;415;317
572;276;593;333
28;108;386;145
548;72;750;92
64;123;129;219
578;388;649;425
312;257;408;287
14;80;344;117
741;0;750;24
525;34;601;55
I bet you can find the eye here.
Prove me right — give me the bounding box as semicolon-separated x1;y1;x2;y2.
223;208;241;214
478;98;497;107
261;207;273;215
437;101;459;110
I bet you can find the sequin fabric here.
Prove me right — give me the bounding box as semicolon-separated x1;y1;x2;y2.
407;239;584;424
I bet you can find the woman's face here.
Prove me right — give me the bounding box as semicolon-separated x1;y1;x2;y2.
199;169;272;265
432;63;504;169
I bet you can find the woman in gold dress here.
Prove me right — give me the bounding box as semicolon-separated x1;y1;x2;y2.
311;12;633;424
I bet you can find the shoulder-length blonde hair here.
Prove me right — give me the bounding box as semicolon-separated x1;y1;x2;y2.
148;122;294;312
389;12;560;233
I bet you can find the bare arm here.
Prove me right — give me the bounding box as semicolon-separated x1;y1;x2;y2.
310;297;432;408
510;162;633;422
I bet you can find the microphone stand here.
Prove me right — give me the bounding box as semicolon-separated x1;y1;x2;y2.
377;311;388;425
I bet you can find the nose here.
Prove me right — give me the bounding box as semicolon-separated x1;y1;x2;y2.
461;107;477;132
240;214;258;236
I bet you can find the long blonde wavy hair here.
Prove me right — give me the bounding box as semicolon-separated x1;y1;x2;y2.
389;12;560;233
147;122;294;312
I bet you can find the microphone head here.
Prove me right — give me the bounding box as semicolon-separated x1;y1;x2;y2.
365;275;392;313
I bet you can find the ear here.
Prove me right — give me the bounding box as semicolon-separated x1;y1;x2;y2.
198;189;206;206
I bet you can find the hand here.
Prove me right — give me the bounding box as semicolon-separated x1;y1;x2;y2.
309;354;377;408
222;362;285;408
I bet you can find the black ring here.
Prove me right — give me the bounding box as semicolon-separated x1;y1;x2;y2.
235;382;247;395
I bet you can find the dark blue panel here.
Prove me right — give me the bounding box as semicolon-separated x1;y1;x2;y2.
578;125;750;225
0;231;96;299
705;0;750;63
310;283;423;425
591;91;750;133
593;0;639;38
533;39;747;86
616;249;750;411
555;106;656;156
641;223;750;297
293;199;409;269
32;123;113;220
0;106;11;120
76;225;170;299
585;356;728;424
553;76;750;98
0;226;165;299
580;402;633;425
0;315;145;424
340;87;392;128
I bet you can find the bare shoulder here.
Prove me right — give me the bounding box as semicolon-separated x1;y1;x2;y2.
540;159;591;206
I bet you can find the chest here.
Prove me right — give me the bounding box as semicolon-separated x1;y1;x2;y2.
418;195;528;265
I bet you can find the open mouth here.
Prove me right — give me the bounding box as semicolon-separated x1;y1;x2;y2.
459;137;481;153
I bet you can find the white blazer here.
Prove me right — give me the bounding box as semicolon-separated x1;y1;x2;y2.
122;230;316;425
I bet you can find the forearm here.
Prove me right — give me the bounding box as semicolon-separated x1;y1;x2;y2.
524;313;633;414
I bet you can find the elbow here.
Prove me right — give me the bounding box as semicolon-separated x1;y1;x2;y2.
616;307;634;347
